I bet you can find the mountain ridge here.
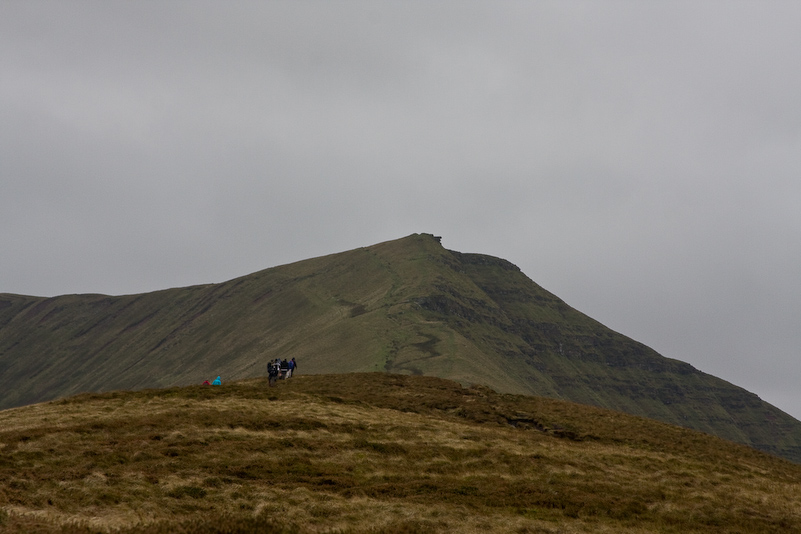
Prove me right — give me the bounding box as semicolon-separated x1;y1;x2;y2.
1;233;800;462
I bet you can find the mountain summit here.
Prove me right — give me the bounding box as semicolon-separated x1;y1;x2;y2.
1;233;800;461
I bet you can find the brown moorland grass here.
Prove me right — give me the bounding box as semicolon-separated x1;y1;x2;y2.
1;373;800;533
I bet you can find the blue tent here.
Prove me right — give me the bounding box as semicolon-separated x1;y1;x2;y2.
212;376;221;386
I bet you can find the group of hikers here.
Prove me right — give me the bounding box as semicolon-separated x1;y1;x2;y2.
268;357;297;386
202;376;222;386
201;357;298;387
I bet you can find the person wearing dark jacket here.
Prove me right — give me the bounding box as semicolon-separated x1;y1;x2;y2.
268;361;279;386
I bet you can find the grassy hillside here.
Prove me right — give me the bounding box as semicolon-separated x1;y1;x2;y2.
1;374;801;533
1;233;800;463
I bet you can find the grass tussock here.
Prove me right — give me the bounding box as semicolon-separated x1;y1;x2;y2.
1;373;801;533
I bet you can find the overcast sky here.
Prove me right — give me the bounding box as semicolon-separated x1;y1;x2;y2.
2;1;800;419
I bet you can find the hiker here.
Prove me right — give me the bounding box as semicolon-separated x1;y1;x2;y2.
268;361;279;386
212;376;222;386
280;359;289;379
291;357;297;375
287;357;295;378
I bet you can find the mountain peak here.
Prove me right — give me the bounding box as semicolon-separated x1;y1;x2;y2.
1;235;800;462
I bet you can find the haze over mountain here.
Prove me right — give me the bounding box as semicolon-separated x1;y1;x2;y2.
1;233;800;463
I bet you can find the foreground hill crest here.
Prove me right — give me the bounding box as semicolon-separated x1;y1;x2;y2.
1;233;800;462
2;374;801;533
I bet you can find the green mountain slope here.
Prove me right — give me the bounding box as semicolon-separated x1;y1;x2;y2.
1;233;800;462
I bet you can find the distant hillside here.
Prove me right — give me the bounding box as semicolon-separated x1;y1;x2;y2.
1;373;800;533
1;233;800;462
